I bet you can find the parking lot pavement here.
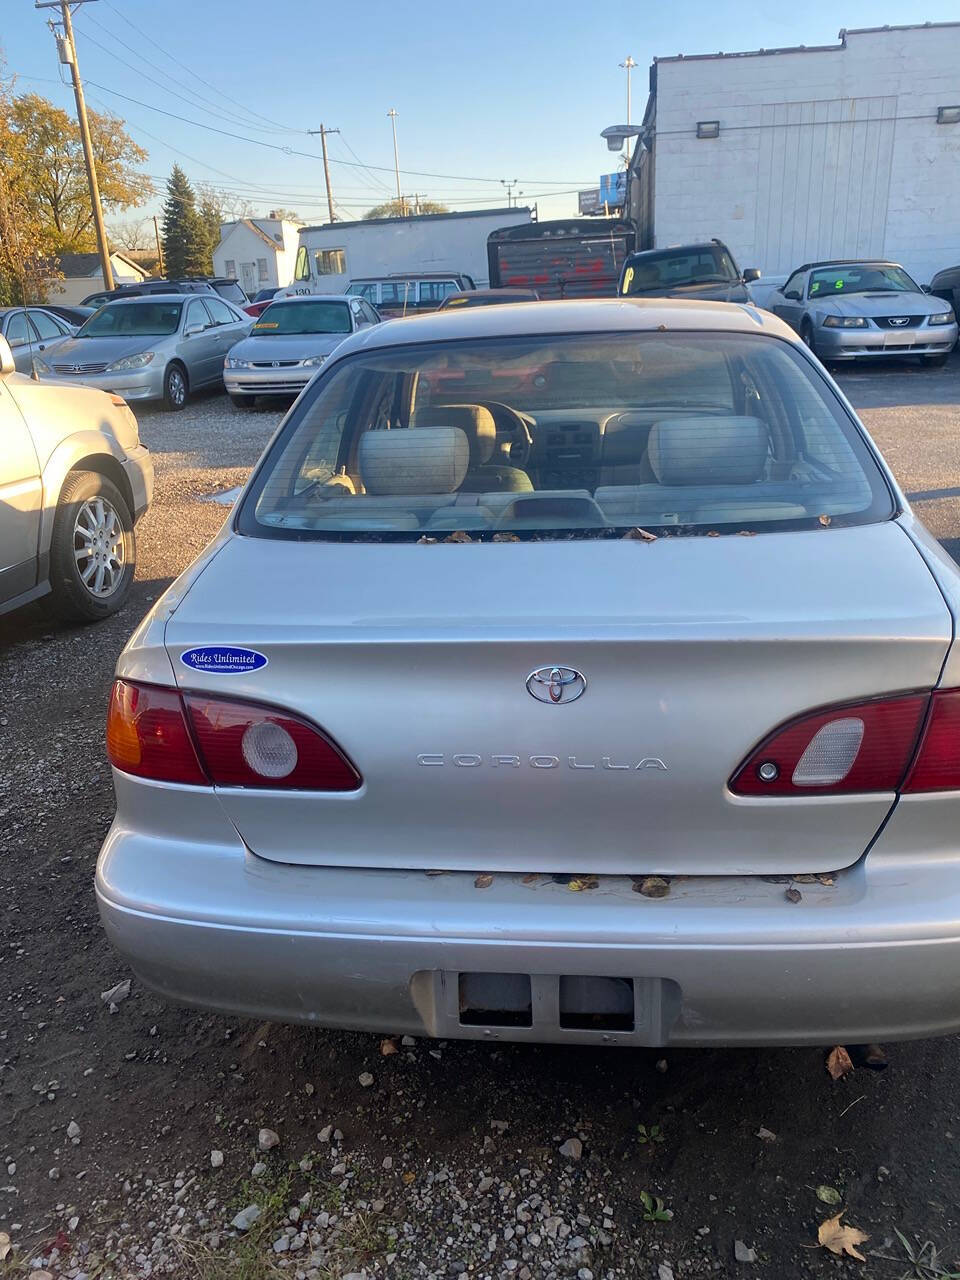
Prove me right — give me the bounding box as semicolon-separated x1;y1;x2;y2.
2;366;960;1278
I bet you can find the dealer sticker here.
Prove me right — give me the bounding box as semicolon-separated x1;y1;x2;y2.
180;646;268;675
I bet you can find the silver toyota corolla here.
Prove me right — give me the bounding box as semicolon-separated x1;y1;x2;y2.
97;298;960;1048
223;295;380;404
33;294;252;409
768;259;958;364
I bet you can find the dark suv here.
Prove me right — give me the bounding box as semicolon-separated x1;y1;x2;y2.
82;277;247;309
618;240;760;303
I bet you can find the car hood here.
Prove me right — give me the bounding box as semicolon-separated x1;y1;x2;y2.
49;335;165;363
816;291;944;318
627;281;750;303
230;334;347;362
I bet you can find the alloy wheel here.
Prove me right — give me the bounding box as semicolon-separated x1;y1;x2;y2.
73;496;125;598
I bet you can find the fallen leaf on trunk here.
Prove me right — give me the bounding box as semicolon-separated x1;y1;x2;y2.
474;873;494;889
817;1212;868;1261
444;530;472;543
634;876;670;899
785;887;802;903
492;532;520;542
521;872;540;885
826;1045;854;1080
623;526;657;541
816;1185;842;1205
567;876;598;892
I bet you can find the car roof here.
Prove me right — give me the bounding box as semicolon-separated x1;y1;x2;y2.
329;297;797;356
98;293;194;305
625;242;727;258
266;295;350;304
795;259;903;272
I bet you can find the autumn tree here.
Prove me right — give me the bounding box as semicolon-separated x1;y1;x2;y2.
0;65;47;302
9;93;148;254
161;165;208;278
363;198;448;219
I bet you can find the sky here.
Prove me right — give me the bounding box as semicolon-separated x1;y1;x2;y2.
4;0;960;233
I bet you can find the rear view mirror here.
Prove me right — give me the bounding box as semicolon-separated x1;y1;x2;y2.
743;268;761;282
0;335;13;375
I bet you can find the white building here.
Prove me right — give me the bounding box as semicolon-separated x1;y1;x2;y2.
46;251;149;304
629;22;960;284
213;215;302;296
286;206;533;295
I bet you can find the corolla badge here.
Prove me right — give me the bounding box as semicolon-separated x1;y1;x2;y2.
526;665;586;705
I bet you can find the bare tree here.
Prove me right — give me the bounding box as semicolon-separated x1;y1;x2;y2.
109;216;152;252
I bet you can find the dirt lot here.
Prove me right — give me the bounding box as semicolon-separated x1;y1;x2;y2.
3;362;960;1280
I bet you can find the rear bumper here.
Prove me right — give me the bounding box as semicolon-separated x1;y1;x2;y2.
96;784;960;1047
121;443;153;521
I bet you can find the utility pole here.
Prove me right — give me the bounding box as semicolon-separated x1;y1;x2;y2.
307;125;339;223
387;109;403;214
152;214;165;276
500;179;518;208
37;0;114;290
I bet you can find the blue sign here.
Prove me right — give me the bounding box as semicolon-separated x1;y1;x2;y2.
599;172;627;207
180;646;268;675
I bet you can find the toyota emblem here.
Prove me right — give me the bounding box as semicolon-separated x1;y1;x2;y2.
526;665;587;705
73;364;82;373
272;360;280;367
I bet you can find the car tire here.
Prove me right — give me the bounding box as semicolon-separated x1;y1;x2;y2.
44;470;135;623
163;362;188;411
800;318;818;355
922;354;949;368
229;393;256;408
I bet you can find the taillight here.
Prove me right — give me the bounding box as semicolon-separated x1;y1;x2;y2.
107;681;207;785
106;680;360;791
730;693;929;796
903;689;960;792
183;693;360;790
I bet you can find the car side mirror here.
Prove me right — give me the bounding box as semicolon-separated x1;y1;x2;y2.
743;268;761;282
184;324;205;337
922;284;932;293
783;290;801;301
0;335;14;375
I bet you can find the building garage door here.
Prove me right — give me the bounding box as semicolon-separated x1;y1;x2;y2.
754;96;896;275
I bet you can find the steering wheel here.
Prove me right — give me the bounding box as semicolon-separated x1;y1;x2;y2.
475;400;534;469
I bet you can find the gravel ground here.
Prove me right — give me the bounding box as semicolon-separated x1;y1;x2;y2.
3;363;960;1280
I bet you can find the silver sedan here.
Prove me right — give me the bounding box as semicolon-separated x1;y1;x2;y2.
223;295;380;404
33;294;252;409
767;259;957;365
0;306;76;373
97;298;960;1048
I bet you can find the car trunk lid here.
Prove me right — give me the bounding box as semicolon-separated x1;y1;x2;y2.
164;522;950;875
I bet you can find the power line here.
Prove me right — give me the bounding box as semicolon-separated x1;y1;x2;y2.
80;79;593;186
101;0;302;135
74;14;296;136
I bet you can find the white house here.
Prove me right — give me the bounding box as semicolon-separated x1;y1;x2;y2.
213;215;302;296
629;22;960;284
46;250;149;304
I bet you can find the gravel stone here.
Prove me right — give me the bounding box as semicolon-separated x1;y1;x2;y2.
258;1128;280;1151
735;1240;758;1263
558;1138;583;1160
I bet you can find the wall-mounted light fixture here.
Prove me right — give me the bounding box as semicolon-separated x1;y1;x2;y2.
696;120;720;139
937;105;960;124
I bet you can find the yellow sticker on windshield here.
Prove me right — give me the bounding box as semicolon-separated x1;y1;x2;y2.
253;321;279;329
622;266;634;294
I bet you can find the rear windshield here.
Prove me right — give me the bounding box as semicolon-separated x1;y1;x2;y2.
253;302;351;335
238;332;893;540
76;302;182;336
622;247;739;294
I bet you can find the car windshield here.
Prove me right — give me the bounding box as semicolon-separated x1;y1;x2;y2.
239;331;892;540
808;265;919;297
76;302;182;337
252;302;352;335
621;247;739;294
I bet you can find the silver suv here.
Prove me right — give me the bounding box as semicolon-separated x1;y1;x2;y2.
0;334;153;622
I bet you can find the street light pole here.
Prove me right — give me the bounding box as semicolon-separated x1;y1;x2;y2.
619;55;637;125
37;0;114;290
387;109;403;215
